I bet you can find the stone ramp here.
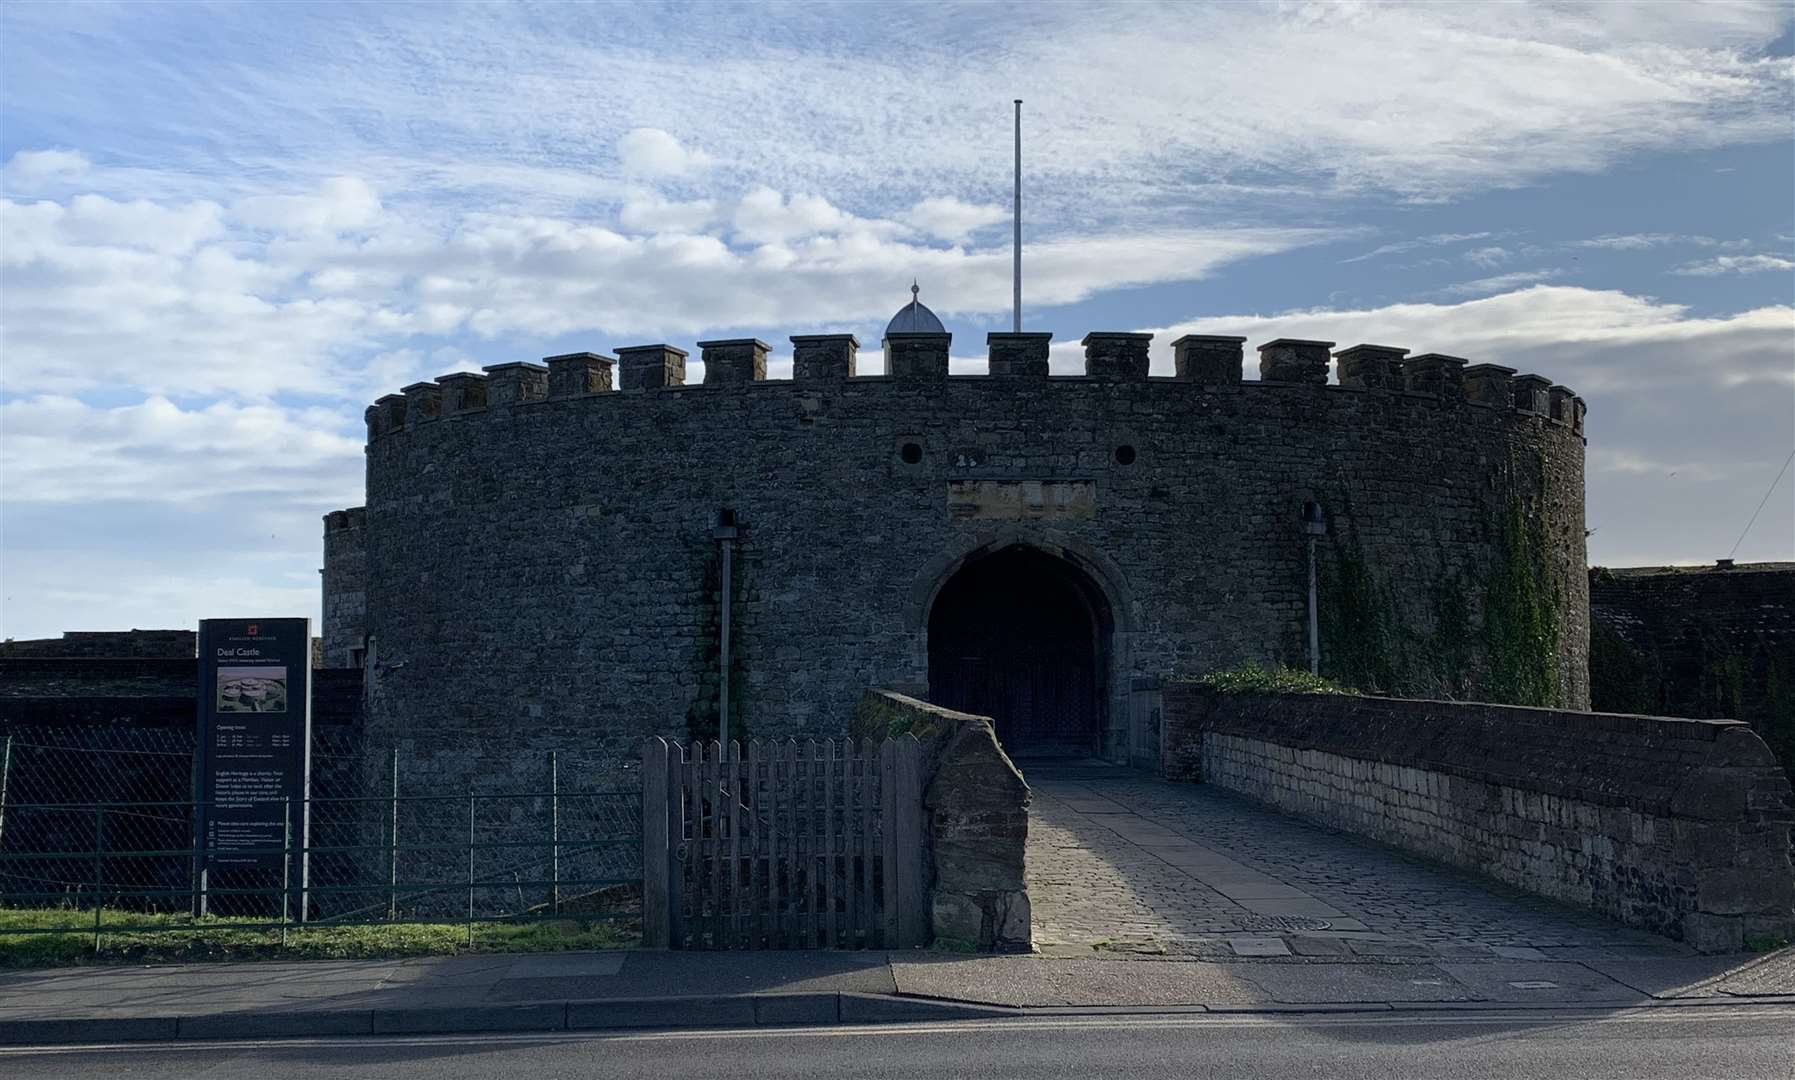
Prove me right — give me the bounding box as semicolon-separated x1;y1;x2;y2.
1023;765;1690;959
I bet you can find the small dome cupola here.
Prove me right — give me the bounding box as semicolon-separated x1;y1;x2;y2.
884;280;945;336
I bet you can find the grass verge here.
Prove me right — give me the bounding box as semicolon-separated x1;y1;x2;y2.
0;908;637;968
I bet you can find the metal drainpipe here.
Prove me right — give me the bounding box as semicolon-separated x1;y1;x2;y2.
713;510;739;751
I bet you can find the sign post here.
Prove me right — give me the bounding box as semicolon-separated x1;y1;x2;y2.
196;619;311;919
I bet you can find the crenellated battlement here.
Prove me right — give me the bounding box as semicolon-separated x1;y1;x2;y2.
358;331;1585;444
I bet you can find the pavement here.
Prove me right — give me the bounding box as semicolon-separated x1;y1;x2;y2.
4;1007;1792;1080
0;943;1789;1045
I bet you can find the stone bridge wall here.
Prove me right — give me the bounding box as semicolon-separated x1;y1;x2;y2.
1162;686;1795;952
851;690;1031;951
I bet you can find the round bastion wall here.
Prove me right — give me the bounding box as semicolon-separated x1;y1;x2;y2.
332;334;1588;781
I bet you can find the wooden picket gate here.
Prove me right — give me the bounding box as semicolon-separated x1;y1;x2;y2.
640;736;926;950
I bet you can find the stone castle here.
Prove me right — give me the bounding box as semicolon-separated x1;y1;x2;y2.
322;289;1589;782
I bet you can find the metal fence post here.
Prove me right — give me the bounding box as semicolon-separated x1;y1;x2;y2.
0;734;12;852
549;750;560;915
466;794;475;946
92;805;104;953
388;747;399;921
280;797;291;948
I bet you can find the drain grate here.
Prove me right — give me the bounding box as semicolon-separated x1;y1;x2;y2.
1233;915;1332;932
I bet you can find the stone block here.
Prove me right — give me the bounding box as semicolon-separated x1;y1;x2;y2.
884;332;950;380
616;344;688;390
986;332;1052;378
1171;335;1245;384
1405;353;1469;398
1081;332;1152;380
1257;338;1333;384
401;381;443;422
698;338;770;385
1333;344;1408;390
790;334;859;380
1463;363;1516;407
1512;373;1553;413
481;362;549;405
545;352;614;397
435;371;487;413
1680;912;1743;954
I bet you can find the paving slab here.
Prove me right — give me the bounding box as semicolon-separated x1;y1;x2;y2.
1437;961;1647;1005
1228;936;1290;957
1582;951;1795;999
1235;897;1348;918
890;955;1269;1008
1238;963;1479;1004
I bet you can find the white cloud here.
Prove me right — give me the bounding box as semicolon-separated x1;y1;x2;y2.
1463;246;1512;268
1341;233;1495;264
1669;253;1795;276
616;128;712;177
233;176;382;234
1432;269;1567;297
1;179;1342;402
905;197;1007;243
2;149;92;191
0;395;362;504
619;193;718;233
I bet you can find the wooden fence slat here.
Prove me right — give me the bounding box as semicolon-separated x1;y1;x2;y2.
879;738;897;949
893;735;926;947
727;739;741;949
705;740;721;949
747;739;762;950
822;738;837;950
782;739;799;949
687;740;705;949
641;738;670;949
859;736;875;949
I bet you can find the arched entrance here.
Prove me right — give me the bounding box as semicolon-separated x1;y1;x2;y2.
927;545;1112;758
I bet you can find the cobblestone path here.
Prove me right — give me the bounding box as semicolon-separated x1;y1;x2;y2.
1023;763;1688;960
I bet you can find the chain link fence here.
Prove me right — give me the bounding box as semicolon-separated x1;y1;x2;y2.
0;726;642;942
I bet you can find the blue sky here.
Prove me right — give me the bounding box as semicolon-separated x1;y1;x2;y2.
2;1;1792;639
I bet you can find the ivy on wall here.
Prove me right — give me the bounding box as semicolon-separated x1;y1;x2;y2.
1314;454;1566;707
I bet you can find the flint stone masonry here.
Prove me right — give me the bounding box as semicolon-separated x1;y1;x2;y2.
1333;344;1408;391
322;508;368;668
698;339;769;385
328;331;1588;800
851;690;1031;951
1080;332;1152;380
1160;686;1795;952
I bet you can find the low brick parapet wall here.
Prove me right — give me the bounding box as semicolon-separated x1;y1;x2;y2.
1162;685;1795;952
852;690;1031;951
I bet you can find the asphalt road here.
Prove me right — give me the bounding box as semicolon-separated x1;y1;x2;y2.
1;1006;1788;1079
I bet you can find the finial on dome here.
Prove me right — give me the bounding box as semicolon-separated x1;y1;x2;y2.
884;279;945;336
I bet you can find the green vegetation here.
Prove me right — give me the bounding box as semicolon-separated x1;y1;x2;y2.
1482;488;1563;707
1744;933;1790;954
1316;541;1402;695
0;908;635;969
1193;663;1356;697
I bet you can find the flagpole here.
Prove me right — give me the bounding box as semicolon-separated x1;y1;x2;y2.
1013;98;1022;333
